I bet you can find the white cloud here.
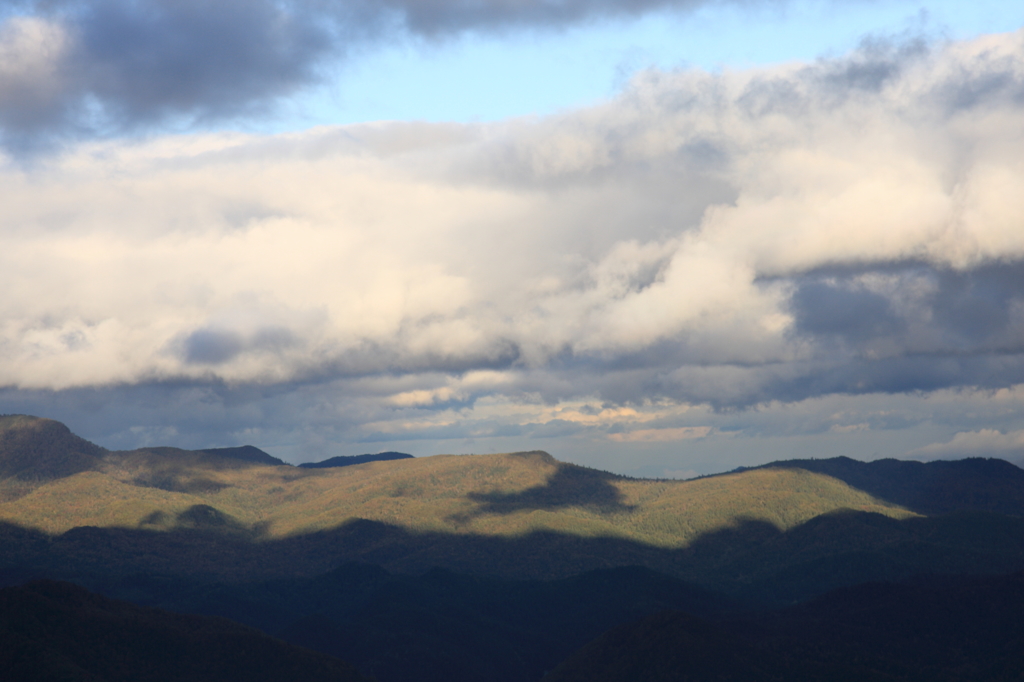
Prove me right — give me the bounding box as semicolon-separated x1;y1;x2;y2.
2;30;1024;459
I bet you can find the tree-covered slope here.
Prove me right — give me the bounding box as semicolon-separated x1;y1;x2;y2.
543;571;1024;682
299;452;413;468
0;579;371;682
0;421;916;548
3;415;1024;599
0;415;106;480
747;456;1024;516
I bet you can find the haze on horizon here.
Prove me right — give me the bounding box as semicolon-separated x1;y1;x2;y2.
1;0;1024;477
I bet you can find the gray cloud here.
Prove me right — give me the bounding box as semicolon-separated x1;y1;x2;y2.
791;280;905;343
181;329;246;365
0;0;332;151
366;0;708;36
0;0;755;151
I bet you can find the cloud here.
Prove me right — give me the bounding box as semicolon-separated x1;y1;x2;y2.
2;30;1024;456
0;1;333;151
909;429;1024;460
366;0;710;36
0;0;769;151
607;426;712;442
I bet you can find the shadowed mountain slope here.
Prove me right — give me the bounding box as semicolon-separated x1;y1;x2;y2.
0;415;106;480
199;445;285;466
543;610;808;682
0;579;370;682
78;564;733;682
747;456;1024;516
3;508;1024;605
544;571;1024;682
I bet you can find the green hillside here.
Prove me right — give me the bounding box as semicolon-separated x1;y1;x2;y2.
0;416;915;548
5;414;1024;598
5;415;1024;682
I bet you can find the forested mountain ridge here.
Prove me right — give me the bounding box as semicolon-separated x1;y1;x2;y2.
1;415;1023;599
5;414;1024;681
299;452;414;468
0;579;371;682
743;455;1024;516
0;416;914;547
0;415;106;480
543;570;1024;682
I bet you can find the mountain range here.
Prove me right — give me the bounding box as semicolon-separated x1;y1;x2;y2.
2;414;1024;681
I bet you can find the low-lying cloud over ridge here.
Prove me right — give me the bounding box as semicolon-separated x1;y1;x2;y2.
2;29;1024;467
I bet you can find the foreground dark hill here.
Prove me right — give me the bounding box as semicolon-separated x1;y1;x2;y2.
0;579;370;682
544;571;1024;682
4;506;1024;605
77;564;734;682
45;560;1024;682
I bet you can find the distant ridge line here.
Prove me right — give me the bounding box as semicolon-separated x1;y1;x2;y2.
198;445;285;466
299;452;414;469
748;455;1024;516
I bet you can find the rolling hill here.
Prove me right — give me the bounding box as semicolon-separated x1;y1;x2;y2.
0;415;914;545
299;452;414;469
3;414;1024;596
5;414;1024;681
744;456;1024;516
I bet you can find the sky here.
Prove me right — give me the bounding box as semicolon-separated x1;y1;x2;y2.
1;0;1024;477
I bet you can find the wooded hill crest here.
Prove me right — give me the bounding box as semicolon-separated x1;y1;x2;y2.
6;414;1024;681
3;414;1024;600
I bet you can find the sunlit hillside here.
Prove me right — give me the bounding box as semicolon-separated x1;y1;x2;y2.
0;417;915;546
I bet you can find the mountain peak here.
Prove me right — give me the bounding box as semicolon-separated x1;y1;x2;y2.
0;415;106;480
199;445;285;466
299;451;413;469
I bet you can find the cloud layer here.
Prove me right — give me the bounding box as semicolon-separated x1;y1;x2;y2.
0;0;742;150
2;29;1024;465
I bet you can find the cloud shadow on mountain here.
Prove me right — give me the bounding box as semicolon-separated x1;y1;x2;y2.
451;454;637;522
